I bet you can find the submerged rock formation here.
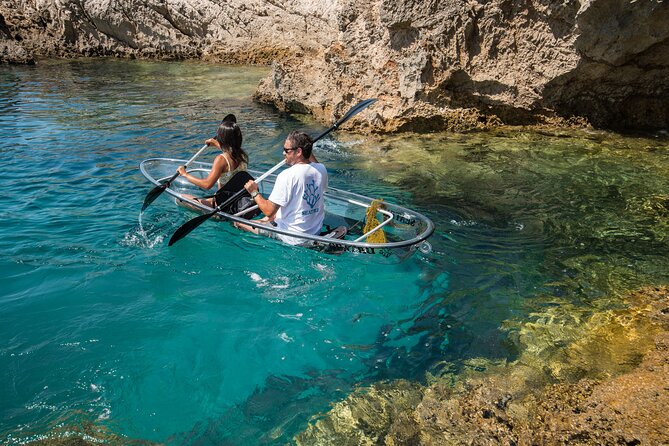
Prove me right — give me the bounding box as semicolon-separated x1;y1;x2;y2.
1;0;667;131
294;286;669;445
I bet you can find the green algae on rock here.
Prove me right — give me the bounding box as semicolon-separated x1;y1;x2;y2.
293;286;669;445
294;380;424;446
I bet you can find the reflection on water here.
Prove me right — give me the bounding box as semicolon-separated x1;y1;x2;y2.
1;59;669;445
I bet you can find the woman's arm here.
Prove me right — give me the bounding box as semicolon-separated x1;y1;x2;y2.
178;153;227;190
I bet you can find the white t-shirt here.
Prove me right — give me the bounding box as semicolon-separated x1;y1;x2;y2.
268;162;328;245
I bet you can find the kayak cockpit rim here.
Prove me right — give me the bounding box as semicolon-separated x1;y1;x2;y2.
139;158;436;250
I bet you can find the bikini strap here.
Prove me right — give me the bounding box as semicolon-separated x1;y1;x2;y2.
221;153;232;172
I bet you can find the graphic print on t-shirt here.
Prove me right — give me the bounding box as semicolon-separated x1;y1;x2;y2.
302;179;320;209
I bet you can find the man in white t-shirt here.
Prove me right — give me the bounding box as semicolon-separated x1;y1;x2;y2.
236;131;328;245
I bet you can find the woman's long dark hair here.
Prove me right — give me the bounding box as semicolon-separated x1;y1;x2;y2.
215;120;248;167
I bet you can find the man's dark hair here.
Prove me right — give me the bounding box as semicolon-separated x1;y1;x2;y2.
287;130;314;159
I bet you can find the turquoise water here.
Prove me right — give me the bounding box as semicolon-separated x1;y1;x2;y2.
0;59;445;444
1;59;668;445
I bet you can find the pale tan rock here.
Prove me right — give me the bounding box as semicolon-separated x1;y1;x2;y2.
0;0;667;131
0;6;33;63
0;36;35;64
255;0;669;132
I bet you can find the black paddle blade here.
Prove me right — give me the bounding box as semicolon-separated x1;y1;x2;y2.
336;98;377;127
142;171;180;211
168;211;216;246
141;183;168;211
313;98;377;142
168;187;247;247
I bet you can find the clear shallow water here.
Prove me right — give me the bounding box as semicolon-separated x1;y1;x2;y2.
1;59;668;445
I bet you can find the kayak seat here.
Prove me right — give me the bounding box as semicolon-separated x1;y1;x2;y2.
321;225;348;240
213;171;262;219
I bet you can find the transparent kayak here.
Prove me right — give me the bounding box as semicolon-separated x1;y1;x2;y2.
140;158;435;261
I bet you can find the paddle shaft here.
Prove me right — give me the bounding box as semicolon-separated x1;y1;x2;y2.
165;144;209;184
206;100;377;212
167;161;286;246
142;144;210;210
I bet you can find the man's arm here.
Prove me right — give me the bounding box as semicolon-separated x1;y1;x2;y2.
244;180;279;219
252;194;279;219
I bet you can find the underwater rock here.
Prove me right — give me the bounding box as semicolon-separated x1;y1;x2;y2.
16;420;158;446
293;286;669;445
294;380;424;446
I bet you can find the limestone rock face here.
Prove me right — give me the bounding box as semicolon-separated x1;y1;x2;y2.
0;0;338;61
1;0;667;131
0;9;33;64
256;0;669;132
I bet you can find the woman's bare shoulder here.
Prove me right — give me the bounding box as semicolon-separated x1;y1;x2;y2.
220;152;236;171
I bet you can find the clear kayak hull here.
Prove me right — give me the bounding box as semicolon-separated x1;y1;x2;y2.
140;158;435;262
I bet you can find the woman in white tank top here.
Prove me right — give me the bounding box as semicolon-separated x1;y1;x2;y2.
177;116;248;207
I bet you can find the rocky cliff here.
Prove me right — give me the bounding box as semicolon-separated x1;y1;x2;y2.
1;0;668;132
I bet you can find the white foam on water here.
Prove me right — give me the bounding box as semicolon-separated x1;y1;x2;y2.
120;212;166;248
449;219;478;227
271;278;289;289
247;272;267;286
247;271;290;289
277;313;303;320
314;138;356;159
278;332;294;343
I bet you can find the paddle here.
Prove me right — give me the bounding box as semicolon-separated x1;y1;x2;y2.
168;98;377;246
141;144;211;211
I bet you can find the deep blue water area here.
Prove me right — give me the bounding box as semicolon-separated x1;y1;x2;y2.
1;59;668;445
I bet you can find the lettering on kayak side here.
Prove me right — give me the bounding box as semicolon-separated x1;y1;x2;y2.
380;248;393;258
392;212;416;226
320;245;395;258
326;244;377;255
